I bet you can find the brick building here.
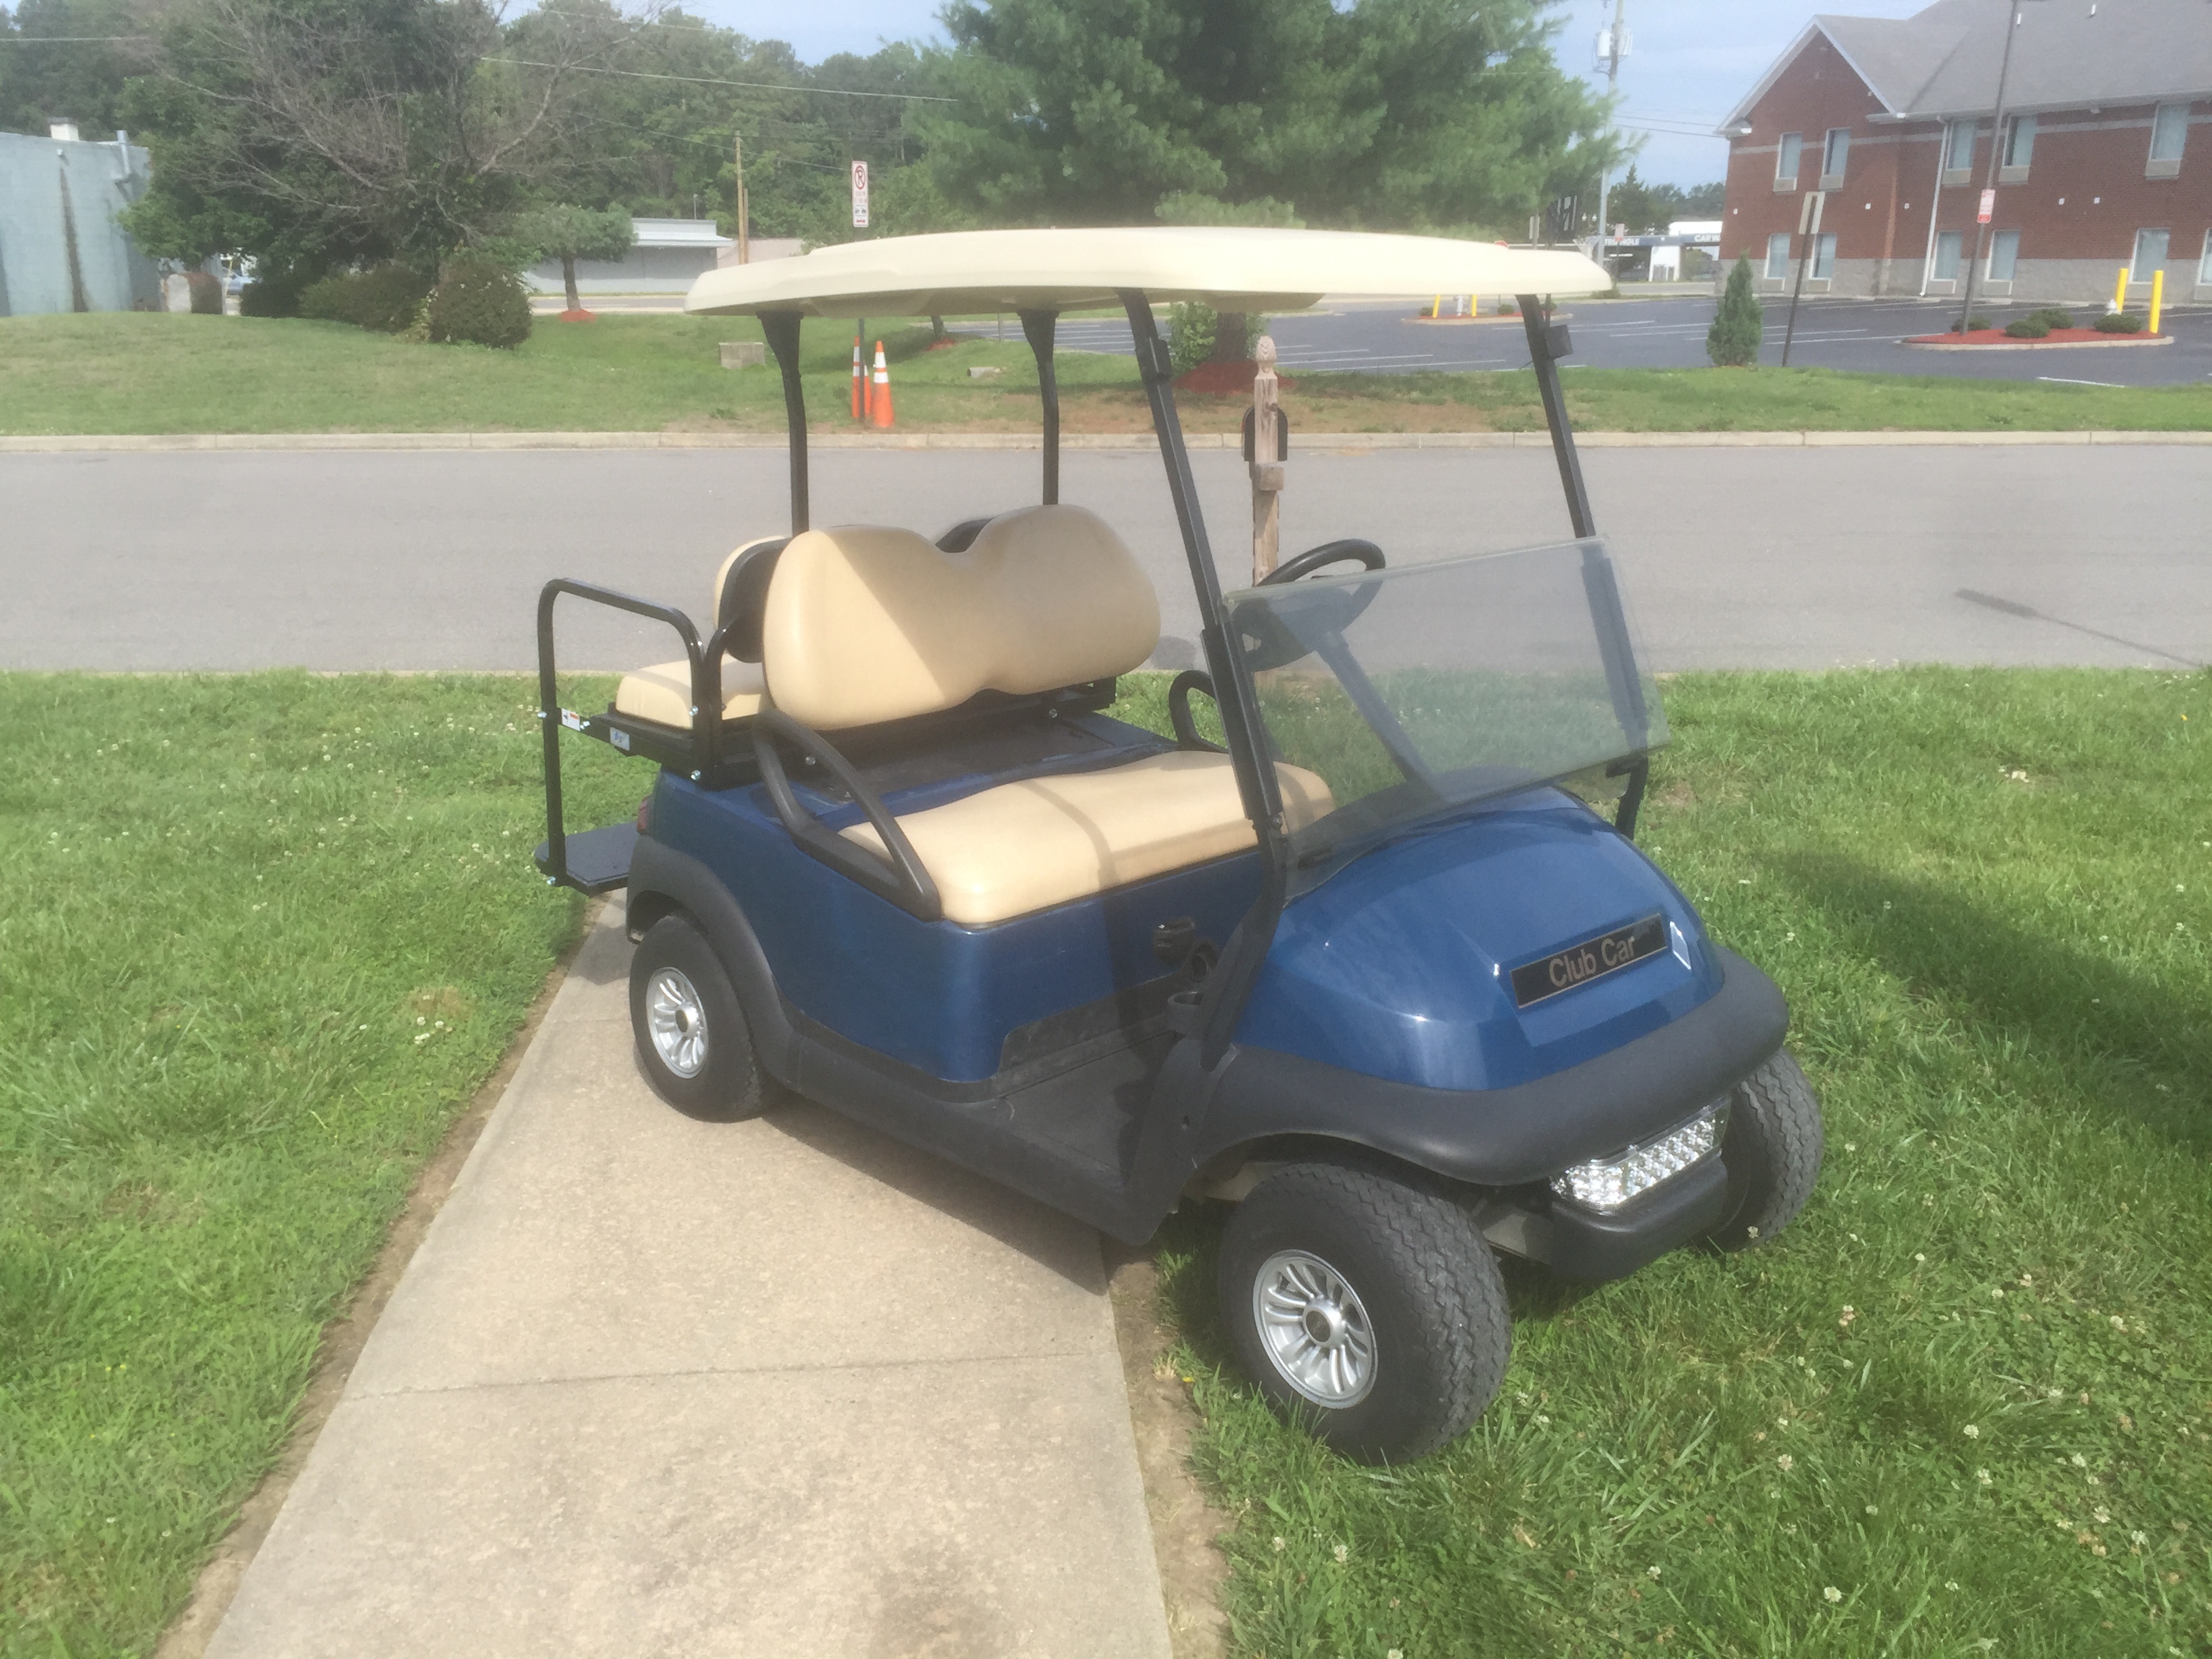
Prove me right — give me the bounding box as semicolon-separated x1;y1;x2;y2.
1718;0;2212;305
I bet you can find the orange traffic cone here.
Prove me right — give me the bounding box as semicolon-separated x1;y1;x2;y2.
850;335;864;421
869;340;894;428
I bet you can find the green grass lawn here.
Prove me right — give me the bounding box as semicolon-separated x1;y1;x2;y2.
4;311;2210;436
0;672;640;1658
4;668;2208;1657
1122;667;2212;1658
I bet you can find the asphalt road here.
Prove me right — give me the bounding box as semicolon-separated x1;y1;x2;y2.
968;296;2212;386
5;447;2203;674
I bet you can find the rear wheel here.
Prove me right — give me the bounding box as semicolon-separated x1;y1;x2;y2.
628;914;766;1122
1708;1049;1823;1250
1218;1162;1510;1462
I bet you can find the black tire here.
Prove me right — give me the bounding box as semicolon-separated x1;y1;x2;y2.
628;914;766;1122
1218;1162;1510;1463
1708;1048;1823;1250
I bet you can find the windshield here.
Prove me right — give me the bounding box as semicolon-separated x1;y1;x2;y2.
1223;538;1666;876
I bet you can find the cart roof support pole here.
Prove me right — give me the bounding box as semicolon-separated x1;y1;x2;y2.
1519;294;1596;541
1121;288;1286;1069
1019;309;1060;506
762;311;809;534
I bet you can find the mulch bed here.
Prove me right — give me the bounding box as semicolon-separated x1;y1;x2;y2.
1905;327;2163;346
1172;359;1298;395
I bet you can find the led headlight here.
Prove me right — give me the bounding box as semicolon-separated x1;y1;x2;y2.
1549;1102;1727;1213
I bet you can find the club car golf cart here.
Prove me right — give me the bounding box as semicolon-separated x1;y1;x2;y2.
533;228;1822;1462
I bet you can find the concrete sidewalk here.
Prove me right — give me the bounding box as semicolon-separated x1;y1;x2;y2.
205;900;1172;1659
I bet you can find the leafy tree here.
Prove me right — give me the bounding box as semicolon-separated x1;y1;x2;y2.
1605;165;1725;234
1706;255;1762;367
0;0;139;136
919;0;1619;231
508;202;633;312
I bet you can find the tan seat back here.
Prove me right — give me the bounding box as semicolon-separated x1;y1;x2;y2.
761;506;1160;731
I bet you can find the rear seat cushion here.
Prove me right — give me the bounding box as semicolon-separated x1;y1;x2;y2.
842;752;1335;927
614;659;766;726
763;506;1160;732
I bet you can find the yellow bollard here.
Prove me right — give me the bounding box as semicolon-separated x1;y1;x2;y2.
2150;269;2165;334
2112;265;2129;314
1431;293;1441;319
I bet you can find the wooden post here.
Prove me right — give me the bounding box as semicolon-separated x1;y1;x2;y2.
1250;335;1284;583
734;132;750;264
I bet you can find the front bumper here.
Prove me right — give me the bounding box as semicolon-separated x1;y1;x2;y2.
1540;1155;1729;1281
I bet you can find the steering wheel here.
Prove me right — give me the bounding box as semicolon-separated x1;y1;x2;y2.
1260;538;1385;587
1238;539;1389;672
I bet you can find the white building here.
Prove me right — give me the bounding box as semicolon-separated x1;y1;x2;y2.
526;218;801;295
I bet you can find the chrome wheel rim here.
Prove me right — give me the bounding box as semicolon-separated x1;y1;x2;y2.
645;968;708;1079
1252;1250;1376;1407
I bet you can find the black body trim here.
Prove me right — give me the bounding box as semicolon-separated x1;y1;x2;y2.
1189;949;1788;1189
1544;1158;1729;1282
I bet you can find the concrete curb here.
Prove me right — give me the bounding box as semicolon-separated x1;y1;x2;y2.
5;427;2212;454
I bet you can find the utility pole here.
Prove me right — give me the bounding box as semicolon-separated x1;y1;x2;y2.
733;131;750;264
1592;0;1628;269
1957;0;2036;333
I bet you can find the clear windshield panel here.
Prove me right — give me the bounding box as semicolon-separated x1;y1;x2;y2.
1223;538;1667;865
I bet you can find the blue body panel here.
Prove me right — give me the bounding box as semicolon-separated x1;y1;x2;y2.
1233;790;1722;1092
651;770;1258;1082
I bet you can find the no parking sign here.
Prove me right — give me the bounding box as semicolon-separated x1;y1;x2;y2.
851;161;870;229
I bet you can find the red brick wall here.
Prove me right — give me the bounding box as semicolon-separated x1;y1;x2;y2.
1722;30;2211;281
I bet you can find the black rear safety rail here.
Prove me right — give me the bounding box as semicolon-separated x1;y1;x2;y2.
537;577;729;891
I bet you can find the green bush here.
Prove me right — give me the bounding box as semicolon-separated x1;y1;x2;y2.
184;271;222;315
239;267;312;318
1705;255;1763;366
2005;316;2051;338
426;255;531;350
1167;302;1264;373
2026;306;2075;331
2095;310;2145;333
299;264;434;333
1948;315;1994;334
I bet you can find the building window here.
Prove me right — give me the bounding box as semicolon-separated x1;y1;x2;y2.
1988;230;2021;283
1933;231;1963;282
2002;114;2036;174
2200;228;2212;286
1776;132;1803;187
1766;232;1793;279
2133;227;2170;280
1811;232;1838;279
1944;119;1978;178
2148;103;2189;176
1821;128;1850;185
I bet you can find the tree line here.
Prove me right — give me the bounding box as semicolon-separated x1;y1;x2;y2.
1;0;1629;289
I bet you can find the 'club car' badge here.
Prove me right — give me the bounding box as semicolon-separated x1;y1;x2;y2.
1511;914;1668;1008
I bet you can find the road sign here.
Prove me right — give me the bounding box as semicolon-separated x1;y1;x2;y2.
851;161;870;229
1978;188;1995;225
1797;190;1826;237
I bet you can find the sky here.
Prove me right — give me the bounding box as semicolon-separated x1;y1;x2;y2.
671;0;1940;187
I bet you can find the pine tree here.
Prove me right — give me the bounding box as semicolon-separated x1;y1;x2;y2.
1706;255;1763;367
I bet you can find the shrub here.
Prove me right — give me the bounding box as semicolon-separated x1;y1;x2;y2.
2095;311;2145;334
184;270;222;315
1706;255;1763;366
426;255;531;349
1948;315;1994;334
2027;306;2075;331
299;264;435;333
2005;316;2051;338
239;266;314;318
1167;302;1264;373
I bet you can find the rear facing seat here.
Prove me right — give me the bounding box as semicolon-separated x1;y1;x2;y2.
760;506;1334;926
613;537;781;726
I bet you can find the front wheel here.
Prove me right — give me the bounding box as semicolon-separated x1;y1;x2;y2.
628;914;766;1122
1218;1162;1510;1462
1708;1048;1824;1250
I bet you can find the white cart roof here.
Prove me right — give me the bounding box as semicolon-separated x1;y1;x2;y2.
684;226;1610;319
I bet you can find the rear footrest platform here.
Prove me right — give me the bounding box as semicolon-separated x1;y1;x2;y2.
535;823;638;894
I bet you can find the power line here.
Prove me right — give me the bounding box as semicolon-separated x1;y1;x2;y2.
0;34;150;43
484;58;955;102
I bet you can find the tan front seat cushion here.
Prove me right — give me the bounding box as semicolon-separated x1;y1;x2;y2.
763;506;1161;732
614;659;767;726
842;752;1335;927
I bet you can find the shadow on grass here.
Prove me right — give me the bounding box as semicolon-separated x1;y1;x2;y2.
1775;848;2209;1157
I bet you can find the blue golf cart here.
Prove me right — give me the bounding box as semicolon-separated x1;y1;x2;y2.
533;228;1822;1461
